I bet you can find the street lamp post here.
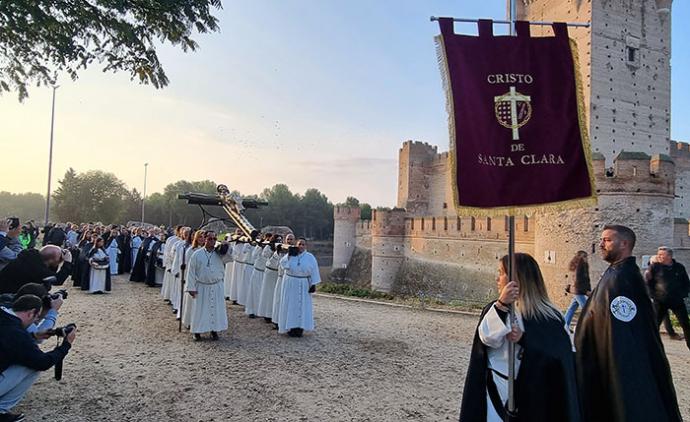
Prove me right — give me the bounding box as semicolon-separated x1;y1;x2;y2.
44;85;59;226
141;163;148;224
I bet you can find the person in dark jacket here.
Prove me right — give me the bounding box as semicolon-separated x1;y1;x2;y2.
645;246;690;351
43;225;66;247
563;250;591;331
0;246;72;294
575;225;681;422
0;295;75;421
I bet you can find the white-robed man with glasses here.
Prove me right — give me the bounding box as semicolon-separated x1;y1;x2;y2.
277;238;321;337
185;231;229;342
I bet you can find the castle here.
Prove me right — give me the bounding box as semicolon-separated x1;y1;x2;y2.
332;0;688;306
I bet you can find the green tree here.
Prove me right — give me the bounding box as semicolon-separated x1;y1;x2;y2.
52;169;128;223
0;0;222;100
360;203;372;220
0;191;46;222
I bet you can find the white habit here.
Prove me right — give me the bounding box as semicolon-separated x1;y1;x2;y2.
186;247;229;334
277;251;321;333
170;240;190;313
478;306;524;422
161;237;180;301
106;238;120;275
223;241;236;299
88;249;109;293
181;245;199;327
236;243;253;306
244;245;266;316
257;250;281;318
228;242;244;301
131;235;142;266
271;265;285;323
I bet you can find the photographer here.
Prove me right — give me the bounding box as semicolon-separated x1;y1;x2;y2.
12;284;62;341
0;295;75;421
0;246;73;294
0;219;23;272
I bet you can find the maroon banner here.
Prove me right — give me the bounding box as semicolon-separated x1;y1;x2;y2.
436;19;595;213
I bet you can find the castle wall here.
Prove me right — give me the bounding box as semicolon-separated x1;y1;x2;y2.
670;141;690;218
332;206;360;270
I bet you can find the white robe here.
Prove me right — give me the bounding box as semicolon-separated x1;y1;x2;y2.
181;246;199;327
277;251;321;333
170;240;189;312
257;251;281;318
478;306;524;422
161;237;180;301
88;249;109;293
223;241;236;299
131;236;142;266
244;245;267;316
186;248;229;334
229;243;244;301
235;244;253;306
106;239;119;275
272;266;285;323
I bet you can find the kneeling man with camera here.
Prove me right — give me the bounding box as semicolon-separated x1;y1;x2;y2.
0;295;76;422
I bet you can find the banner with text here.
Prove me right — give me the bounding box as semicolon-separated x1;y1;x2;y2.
436;18;595;215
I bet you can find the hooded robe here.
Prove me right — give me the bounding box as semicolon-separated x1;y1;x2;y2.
459;301;581;422
574;256;681;422
129;237;153;282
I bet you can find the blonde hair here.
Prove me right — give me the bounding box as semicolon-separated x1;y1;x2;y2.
192;230;206;248
500;253;562;321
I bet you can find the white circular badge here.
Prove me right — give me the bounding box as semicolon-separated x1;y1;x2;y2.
610;296;637;322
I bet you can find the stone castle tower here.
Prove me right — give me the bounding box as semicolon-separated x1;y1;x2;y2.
523;0;676;303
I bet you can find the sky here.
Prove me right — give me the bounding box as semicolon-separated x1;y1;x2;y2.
0;1;688;207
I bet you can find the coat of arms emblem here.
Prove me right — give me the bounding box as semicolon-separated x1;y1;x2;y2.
494;86;532;141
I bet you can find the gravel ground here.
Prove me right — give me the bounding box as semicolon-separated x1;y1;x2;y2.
18;276;690;421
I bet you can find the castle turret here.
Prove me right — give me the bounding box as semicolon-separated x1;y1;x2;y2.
535;153;676;307
670;141;690;217
370;208;406;292
397;141;438;215
332;206;361;270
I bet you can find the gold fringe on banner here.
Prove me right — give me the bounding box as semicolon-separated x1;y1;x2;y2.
434;33;597;218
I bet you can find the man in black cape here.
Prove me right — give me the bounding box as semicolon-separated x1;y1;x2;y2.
459;302;581;421
117;229;132;274
0;246;73;294
575;225;681;422
129;234;153;282
145;237;164;287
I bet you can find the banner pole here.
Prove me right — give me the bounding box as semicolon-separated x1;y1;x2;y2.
506;3;517;419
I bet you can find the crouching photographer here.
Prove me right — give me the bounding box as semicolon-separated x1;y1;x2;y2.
0;246;73;294
0;295;76;422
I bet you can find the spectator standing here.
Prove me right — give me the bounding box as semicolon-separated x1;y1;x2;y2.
563;251;591;331
645;246;690;351
0;219;24;272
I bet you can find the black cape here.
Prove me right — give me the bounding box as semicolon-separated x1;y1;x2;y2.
81;247;112;292
459;302;581;422
145;240;163;287
77;241;94;290
129;237;153;282
117;234;132;274
574;256;681;422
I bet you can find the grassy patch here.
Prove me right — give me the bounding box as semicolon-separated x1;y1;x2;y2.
318;282;395;301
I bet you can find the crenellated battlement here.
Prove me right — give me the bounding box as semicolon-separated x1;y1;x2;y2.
334;206;361;221
592;151;675;196
670;141;690;160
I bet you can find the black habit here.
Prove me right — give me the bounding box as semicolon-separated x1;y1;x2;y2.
574;256;681;422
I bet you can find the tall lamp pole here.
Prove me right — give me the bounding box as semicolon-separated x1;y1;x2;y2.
44;85;59;227
142;163;148;224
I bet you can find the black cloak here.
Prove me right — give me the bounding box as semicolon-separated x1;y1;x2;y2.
145;240;164;287
574;256;681;422
459;302;581;422
117;234;132;274
77;241;94;290
129;237;153;282
82;247;111;292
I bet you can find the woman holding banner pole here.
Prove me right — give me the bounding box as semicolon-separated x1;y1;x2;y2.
458;253;581;422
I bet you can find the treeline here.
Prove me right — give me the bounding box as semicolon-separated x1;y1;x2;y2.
4;168;373;240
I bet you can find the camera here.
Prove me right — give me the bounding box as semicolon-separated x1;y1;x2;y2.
7;217;20;230
45;323;77;338
288;246;299;257
51;289;68;300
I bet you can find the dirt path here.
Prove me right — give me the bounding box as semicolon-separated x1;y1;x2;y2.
18;276;690;421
